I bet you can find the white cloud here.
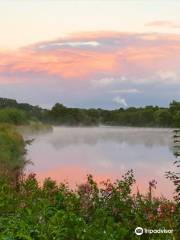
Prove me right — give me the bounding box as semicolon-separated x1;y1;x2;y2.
92;76;126;88
39;41;100;49
113;96;128;108
57;41;100;47
110;88;140;93
157;70;178;83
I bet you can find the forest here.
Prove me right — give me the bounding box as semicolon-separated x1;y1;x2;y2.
0;97;180;127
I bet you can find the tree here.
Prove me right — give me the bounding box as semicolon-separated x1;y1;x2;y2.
0;108;28;125
173;111;180;128
170;100;180;113
154;109;172;127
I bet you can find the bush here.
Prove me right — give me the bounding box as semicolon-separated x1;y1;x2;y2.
0;108;28;125
0;124;27;186
0;171;178;240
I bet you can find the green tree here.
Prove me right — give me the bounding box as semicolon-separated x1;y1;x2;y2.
0;108;28;125
172;111;180;128
154;109;172;127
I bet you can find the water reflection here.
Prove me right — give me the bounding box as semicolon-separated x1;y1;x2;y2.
26;127;175;198
48;127;173;148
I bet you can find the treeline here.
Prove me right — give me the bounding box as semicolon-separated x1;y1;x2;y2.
0;97;180;127
0;98;46;124
49;101;180;127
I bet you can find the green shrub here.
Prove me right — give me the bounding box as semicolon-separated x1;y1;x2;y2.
0;124;27;186
0;108;28;125
0;171;178;240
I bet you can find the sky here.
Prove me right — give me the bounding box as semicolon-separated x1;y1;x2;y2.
0;0;180;109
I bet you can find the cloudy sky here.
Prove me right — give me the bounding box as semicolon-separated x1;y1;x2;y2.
0;0;180;109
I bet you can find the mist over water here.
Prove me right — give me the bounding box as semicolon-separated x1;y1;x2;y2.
25;127;175;198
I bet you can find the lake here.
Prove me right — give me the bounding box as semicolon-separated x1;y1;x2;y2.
25;126;176;198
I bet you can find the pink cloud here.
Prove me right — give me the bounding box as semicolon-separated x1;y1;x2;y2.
145;21;180;28
0;49;117;80
0;32;180;85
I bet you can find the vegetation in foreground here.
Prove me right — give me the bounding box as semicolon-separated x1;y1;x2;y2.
0;124;179;240
0;124;27;188
0;171;179;240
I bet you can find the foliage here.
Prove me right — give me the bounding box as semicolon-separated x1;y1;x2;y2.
0;108;28;125
0;171;178;240
0;124;27;186
43;100;180;127
166;129;180;202
0;97;48;124
165;128;180;238
1;97;180;127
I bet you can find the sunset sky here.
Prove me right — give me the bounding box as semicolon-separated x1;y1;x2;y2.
0;0;180;109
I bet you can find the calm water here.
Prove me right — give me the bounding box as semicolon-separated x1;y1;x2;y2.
25;127;176;198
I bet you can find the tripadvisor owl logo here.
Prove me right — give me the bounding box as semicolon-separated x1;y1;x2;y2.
135;227;143;235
